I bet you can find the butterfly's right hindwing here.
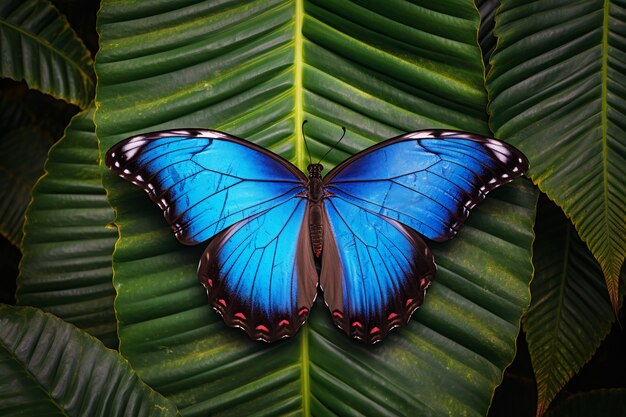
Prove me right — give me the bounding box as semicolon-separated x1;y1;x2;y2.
320;197;436;343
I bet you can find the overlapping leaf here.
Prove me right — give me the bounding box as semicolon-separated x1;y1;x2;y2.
475;0;499;72
487;0;626;310
17;107;118;347
0;305;179;417
524;196;614;416
0;0;94;107
96;1;536;416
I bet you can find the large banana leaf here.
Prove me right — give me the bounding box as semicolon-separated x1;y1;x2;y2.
486;0;626;310
17;106;118;347
524;195;614;416
0;304;179;417
96;1;537;416
0;0;95;108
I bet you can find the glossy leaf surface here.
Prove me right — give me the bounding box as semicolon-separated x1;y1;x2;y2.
0;0;94;107
524;196;615;416
487;0;626;310
0;305;179;416
17;107;118;347
96;1;537;416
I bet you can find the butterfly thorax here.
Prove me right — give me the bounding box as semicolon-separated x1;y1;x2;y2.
307;163;325;257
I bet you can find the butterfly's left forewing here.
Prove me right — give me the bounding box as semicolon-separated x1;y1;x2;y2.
105;130;307;245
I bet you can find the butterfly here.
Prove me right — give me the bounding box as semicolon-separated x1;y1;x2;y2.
105;128;528;343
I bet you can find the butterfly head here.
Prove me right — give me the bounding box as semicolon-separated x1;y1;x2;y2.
307;163;324;179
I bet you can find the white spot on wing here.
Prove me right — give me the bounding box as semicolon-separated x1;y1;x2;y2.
120;146;139;160
198;130;223;139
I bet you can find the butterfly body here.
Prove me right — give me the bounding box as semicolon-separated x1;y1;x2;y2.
304;163;326;257
106;129;528;343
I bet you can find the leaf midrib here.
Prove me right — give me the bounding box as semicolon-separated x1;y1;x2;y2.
0;318;71;417
0;17;94;90
295;1;311;416
541;222;572;408
599;0;614;298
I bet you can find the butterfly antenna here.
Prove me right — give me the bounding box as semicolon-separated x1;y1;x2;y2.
301;120;313;166
318;126;346;165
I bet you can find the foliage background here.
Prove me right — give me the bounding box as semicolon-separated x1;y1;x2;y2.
1;1;625;416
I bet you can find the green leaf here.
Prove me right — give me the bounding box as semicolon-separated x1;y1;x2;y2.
0;304;180;417
0;0;95;108
486;0;626;311
545;389;626;417
0;126;50;246
524;195;614;416
96;1;537;416
17;106;118;348
475;0;499;72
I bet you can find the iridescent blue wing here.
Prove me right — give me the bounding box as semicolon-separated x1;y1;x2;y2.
323;130;529;242
320;130;528;342
105;129;307;245
198;198;318;341
106;130;316;341
320;197;436;343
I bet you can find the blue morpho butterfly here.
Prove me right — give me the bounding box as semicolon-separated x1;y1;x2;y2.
105;126;528;344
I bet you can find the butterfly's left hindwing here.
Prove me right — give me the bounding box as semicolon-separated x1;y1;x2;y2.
198;198;318;341
105;130;307;245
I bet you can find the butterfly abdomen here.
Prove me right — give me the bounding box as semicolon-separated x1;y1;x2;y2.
309;205;324;257
307;171;325;258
